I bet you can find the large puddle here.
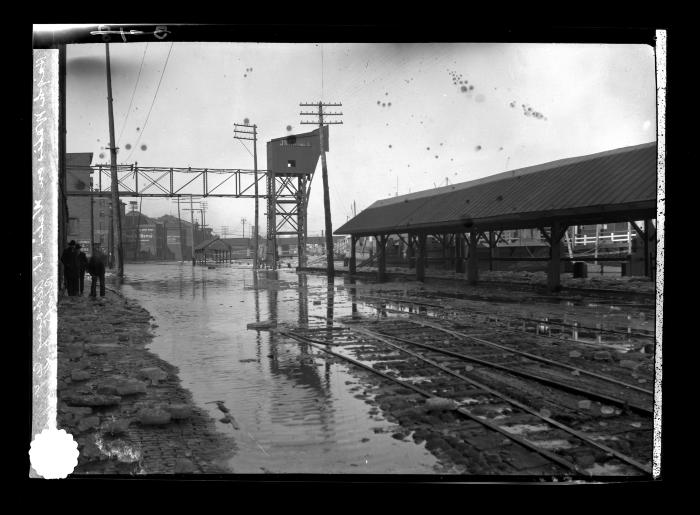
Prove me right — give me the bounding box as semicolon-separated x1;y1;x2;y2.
117;262;440;474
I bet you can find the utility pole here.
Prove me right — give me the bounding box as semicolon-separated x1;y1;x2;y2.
234;122;259;269
189;196;195;264
177;197;184;262
90;186;95;253
105;42;124;277
200;201;207;232
241;217;247;239
300;101;343;277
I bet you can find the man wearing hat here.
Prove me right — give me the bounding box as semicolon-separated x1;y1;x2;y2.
87;244;106;298
60;240;79;296
76;244;88;296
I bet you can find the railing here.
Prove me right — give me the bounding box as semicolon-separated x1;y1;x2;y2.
574;232;636;245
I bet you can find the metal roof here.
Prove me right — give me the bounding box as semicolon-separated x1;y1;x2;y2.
194;237;229;251
220;237;253;247
335;142;658;236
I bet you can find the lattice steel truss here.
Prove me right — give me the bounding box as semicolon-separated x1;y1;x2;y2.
65;163;314;271
66;164;273;198
265;171;313;270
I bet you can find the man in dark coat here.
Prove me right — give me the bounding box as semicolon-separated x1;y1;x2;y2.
76;244;88;296
61;240;79;296
87;245;106;298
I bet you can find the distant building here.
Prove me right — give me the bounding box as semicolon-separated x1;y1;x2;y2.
276;235;347;257
155;214;214;261
123;211;171;261
65;152;126;255
219;238;255;258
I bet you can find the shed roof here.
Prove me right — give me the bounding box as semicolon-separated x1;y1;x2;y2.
335;142;657;236
194;237;230;251
220;237;253;247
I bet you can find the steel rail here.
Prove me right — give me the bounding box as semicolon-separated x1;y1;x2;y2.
361;293;654;339
348;327;651;475
278;330;585;476
362;326;652;416
407;317;654;396
366;301;630;351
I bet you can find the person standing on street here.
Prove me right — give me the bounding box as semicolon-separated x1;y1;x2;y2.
61;240;79;296
76;244;88;296
60;241;74;292
88;244;106;298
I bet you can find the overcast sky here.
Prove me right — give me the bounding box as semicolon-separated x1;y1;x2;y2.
66;42;657;237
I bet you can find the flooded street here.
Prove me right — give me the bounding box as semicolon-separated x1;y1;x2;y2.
118;262;441;473
113;262;656;476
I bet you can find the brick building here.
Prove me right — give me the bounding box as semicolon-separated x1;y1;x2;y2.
65;152;126;255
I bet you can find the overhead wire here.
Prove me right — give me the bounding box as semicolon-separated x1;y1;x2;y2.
125;41;175;162
117;42;149;146
236;138;254;158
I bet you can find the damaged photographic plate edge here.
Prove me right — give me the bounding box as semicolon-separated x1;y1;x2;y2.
30;47;80;479
29;26;667;481
652;29;665;481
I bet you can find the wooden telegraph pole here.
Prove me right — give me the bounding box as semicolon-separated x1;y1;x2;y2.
105;43;124;277
234;123;259;269
300;101;343;278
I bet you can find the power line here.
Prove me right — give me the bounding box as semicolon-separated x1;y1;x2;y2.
117;42;149;146
125;41;175;162
236;137;254;158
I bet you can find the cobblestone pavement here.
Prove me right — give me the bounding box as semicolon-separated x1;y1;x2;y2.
56;288;236;475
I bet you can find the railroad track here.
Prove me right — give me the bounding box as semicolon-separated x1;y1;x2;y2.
357;292;656;342
278;319;654;477
356;301;655;391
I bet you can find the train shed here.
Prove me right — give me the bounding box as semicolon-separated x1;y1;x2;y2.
335;142;658;291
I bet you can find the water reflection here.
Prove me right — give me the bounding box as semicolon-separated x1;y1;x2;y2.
116;263;444;473
298;273;308;328
345;277;359;317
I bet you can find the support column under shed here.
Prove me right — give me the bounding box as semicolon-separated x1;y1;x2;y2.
467;231;478;285
416;233;426;282
455;233;466;273
349;235;357;274
376;234;388;283
541;222;567;293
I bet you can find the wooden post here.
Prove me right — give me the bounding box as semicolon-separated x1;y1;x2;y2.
416;233;426;282
253;125;259;270
105;43;123;277
349;235;357;274
318;106;334;278
467;231;478;285
643;219;650;279
376;235;387;282
548;221;563;292
456;233;466;273
627;222;632;255
442;235;449;270
407;234;415;269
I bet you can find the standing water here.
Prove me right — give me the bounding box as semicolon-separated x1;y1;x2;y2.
118;262;440;474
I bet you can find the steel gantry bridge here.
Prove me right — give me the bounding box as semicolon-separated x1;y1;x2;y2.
65;162;315;269
67;164;272;199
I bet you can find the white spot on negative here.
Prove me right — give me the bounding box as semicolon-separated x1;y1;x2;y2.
29;428;79;479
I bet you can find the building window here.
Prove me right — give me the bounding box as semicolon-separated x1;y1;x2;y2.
68;218;79;235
